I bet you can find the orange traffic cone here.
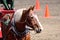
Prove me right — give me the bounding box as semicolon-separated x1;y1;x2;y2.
44;4;50;18
0;22;3;38
35;0;40;10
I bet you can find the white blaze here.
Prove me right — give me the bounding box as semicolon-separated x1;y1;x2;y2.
32;14;43;30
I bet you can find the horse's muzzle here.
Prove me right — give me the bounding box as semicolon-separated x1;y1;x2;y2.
36;29;42;33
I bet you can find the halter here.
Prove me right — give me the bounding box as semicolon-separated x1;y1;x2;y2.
26;15;35;27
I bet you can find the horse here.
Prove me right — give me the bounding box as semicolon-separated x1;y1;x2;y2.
1;6;43;40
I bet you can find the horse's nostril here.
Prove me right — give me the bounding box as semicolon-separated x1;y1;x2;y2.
36;29;42;33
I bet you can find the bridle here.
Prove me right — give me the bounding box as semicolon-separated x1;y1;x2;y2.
24;15;34;27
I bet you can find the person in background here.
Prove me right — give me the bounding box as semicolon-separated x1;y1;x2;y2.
2;0;14;10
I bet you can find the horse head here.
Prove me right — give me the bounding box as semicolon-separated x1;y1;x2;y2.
13;6;43;33
25;6;43;33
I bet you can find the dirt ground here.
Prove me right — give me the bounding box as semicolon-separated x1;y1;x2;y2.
0;0;60;40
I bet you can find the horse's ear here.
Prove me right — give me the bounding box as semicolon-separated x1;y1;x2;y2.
27;5;35;12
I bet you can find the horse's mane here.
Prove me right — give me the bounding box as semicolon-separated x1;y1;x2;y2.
13;8;26;22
